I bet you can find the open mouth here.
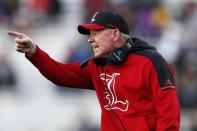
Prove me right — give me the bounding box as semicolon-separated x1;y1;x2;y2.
93;46;99;51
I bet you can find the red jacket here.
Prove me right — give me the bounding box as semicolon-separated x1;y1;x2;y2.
26;38;180;131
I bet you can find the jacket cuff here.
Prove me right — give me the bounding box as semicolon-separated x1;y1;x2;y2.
25;45;42;62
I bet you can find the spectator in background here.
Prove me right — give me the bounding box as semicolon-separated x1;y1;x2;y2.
0;49;16;90
130;0;160;13
66;40;92;63
30;0;51;25
180;2;197;48
175;2;197;106
4;0;20;18
0;0;7;23
0;0;20;25
134;2;170;42
176;48;197;108
47;0;62;21
179;2;197;23
28;0;62;26
175;47;197;131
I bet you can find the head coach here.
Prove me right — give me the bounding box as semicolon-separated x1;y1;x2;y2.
8;10;180;131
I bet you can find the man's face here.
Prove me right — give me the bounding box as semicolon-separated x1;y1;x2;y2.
88;29;115;58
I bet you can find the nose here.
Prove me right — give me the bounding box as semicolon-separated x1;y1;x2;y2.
88;35;94;44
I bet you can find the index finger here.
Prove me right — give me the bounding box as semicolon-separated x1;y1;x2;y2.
7;31;24;39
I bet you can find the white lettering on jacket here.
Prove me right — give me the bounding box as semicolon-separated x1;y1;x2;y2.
100;73;129;112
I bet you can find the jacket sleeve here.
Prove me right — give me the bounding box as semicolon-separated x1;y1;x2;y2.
144;58;180;131
25;46;94;89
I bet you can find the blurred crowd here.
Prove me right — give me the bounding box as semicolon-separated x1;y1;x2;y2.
1;0;197;131
0;0;62;31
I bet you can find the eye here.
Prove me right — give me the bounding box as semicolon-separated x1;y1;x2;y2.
93;31;97;36
90;31;97;37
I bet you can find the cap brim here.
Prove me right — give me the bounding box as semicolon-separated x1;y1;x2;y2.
78;24;106;35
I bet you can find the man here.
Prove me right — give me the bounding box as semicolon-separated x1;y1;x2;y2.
8;11;180;131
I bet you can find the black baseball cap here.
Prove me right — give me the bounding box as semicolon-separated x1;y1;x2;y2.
78;11;130;35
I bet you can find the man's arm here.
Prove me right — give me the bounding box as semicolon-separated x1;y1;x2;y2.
8;31;93;89
27;46;93;89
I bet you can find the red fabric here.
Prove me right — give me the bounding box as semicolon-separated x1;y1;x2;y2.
26;47;180;131
79;23;106;30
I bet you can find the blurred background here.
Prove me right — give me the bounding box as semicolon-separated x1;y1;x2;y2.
0;0;197;130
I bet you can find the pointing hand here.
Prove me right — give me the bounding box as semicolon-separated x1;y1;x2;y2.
7;31;37;56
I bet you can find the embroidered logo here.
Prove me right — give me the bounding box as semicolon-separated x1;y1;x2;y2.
100;73;129;112
91;12;99;22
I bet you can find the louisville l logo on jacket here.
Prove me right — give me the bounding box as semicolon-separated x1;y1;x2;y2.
100;73;129;112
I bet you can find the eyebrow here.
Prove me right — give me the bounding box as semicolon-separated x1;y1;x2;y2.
89;28;115;36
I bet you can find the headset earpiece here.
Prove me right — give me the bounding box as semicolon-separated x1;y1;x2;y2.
80;38;134;67
108;38;133;65
108;47;127;65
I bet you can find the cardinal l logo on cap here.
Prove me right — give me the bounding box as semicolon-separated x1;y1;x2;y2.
91;12;99;22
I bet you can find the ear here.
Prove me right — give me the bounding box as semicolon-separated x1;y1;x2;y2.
113;29;120;42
